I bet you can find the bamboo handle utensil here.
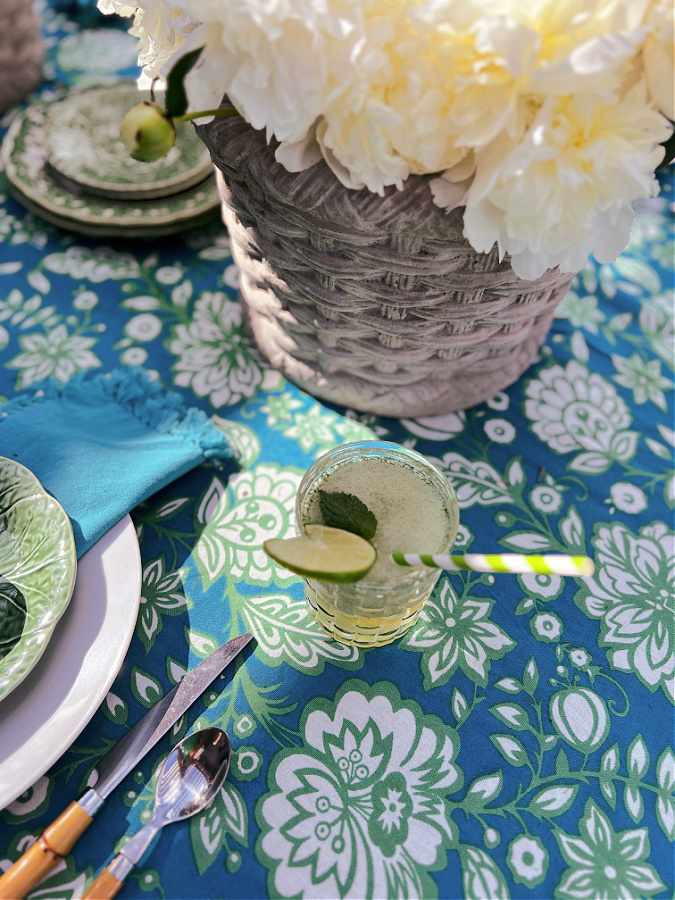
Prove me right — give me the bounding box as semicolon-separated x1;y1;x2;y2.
83;728;231;900
0;634;251;900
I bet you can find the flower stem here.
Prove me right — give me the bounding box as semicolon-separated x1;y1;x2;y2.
173;107;240;123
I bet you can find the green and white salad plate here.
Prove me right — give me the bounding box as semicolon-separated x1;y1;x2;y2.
0;458;76;703
44;82;213;200
1;94;220;238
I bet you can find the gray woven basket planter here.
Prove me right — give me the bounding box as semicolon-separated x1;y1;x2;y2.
0;0;44;114
197;114;574;418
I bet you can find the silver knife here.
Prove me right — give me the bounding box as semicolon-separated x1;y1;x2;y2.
0;632;252;900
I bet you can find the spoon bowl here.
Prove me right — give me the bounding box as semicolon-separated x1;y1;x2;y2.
153;727;231;824
82;728;231;899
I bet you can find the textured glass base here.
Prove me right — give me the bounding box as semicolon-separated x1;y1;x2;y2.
305;581;430;647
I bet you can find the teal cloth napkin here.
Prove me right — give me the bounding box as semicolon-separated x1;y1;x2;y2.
0;368;233;557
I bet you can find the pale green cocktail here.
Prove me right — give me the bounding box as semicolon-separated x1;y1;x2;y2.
296;441;459;647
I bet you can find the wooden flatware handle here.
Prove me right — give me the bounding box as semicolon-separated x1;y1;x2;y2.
82;867;124;899
0;802;93;899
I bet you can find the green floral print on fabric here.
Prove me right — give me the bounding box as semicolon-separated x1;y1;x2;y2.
574;521;675;702
169;291;263;407
192;464;303;589
554;799;665;900
612;353;673;411
403;578;516;689
137;556;189;653
524;360;638;474
256;680;462;899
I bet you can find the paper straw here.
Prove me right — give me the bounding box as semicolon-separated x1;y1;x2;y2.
391;552;595;577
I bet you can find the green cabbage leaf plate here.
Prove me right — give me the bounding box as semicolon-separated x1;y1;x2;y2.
0;458;76;702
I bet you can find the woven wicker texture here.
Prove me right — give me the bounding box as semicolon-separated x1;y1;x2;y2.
0;0;44;114
198;114;574;417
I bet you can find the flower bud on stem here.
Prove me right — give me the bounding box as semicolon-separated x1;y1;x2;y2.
119;102;238;162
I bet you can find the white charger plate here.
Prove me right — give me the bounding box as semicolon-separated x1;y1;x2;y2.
0;516;141;810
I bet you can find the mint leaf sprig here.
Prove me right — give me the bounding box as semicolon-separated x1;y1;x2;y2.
318;490;377;541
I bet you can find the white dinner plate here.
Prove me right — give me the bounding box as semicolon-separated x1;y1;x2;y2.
0;516;142;810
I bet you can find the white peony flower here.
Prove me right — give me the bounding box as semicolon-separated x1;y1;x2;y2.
642;0;675;119
462;79;671;279
179;0;363;141
99;0;196;78
100;0;674;276
97;0;136;15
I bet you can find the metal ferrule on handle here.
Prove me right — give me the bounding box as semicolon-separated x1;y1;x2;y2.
81;859;129;900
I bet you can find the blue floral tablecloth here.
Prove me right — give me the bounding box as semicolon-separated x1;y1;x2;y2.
0;6;673;899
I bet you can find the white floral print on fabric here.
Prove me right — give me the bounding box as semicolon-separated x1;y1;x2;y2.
524;360;639;474
554;799;665;900
137;556;188;652
612;353;673;411
531;612;563;643
404;579;516;688
609;483;648;514
169;291;263;407
554;292;606;332
192;464;303;588
256;680;462;899
575;521;675;701
507;834;548;888
9;324;100;388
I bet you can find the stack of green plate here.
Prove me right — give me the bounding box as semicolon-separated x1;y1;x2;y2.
1;82;221;238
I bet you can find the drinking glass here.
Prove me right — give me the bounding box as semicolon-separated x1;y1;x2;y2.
295;441;459;647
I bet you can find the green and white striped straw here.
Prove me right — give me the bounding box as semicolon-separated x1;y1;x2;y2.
391;552;595;577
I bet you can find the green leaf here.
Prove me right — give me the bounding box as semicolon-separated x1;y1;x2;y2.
495;677;522;694
130;666;164;708
102;692;128;726
610;431;639;463
489;703;530;731
607;312;633;332
571;331;589;363
656;747;675;792
490;733;529;767
522;658;539;695
465;771;503;806
528;785;577;816
506;458;525;486
555;749;570;775
627;735;649;779
318;490;377;540
0;578;26;661
452;687;469;724
559;506;585;550
601;744;620;775
613;257;662;294
624;783;644;823
165;46;204;118
645;438;671;460
514;598;534;615
600;777;617;809
569;452;612;475
656;796;675;840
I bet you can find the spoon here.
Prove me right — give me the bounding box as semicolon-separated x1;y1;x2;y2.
82;727;231;899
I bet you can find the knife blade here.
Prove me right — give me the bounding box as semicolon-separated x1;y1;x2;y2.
0;632;252;900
